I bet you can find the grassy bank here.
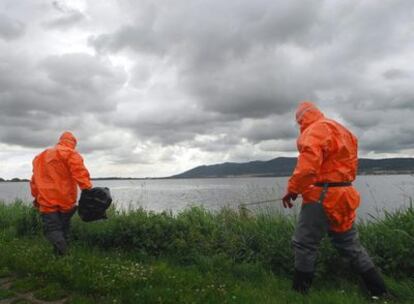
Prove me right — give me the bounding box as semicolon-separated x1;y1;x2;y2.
0;201;413;303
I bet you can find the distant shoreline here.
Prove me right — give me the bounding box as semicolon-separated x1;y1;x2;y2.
1;171;413;182
3;157;414;181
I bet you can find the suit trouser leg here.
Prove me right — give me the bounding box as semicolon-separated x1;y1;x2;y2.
328;226;374;273
292;203;329;273
293;204;375;273
292;201;386;296
41;212;68;255
329;227;387;296
60;207;76;243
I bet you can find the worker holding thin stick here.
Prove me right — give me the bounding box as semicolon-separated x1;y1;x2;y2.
282;101;388;298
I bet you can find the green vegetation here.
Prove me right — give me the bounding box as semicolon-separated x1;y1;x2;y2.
0;201;413;303
171;157;414;178
0;288;15;300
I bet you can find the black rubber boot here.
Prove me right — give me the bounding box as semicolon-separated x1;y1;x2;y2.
292;269;314;294
360;268;387;297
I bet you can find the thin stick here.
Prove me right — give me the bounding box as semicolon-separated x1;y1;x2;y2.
239;198;283;207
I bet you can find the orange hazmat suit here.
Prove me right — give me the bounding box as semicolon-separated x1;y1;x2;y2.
287;102;360;232
30;132;92;213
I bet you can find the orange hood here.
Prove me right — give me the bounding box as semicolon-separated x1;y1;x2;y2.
295;101;324;133
58;131;77;149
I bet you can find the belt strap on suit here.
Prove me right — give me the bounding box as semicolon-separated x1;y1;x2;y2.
314;182;352;204
314;182;352;187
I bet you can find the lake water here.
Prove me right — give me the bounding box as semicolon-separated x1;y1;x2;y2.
1;175;413;220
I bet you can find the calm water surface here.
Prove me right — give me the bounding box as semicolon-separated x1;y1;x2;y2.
1;175;413;220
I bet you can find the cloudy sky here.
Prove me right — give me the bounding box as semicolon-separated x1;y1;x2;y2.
1;0;414;179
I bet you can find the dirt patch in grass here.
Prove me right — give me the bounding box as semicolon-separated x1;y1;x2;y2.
0;275;69;304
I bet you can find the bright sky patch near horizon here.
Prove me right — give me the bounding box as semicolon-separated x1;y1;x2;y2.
1;0;414;179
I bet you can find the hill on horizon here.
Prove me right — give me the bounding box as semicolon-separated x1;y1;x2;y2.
170;157;414;178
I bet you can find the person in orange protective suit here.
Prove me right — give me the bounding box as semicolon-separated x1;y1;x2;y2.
282;102;387;297
31;131;92;255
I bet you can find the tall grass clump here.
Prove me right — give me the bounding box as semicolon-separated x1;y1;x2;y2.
358;203;414;276
67;207;297;274
0;201;42;235
2;201;413;278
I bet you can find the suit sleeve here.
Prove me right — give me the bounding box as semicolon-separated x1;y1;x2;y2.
30;158;39;198
67;151;93;190
287;124;329;194
30;174;38;198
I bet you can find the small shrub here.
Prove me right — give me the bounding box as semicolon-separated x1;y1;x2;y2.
15;207;42;237
33;282;67;301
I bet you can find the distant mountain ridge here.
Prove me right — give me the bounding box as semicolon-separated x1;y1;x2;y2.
171;157;414;178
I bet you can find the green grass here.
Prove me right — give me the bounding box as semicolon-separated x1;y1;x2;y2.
0;202;413;303
10;276;43;293
33;282;67;301
0;266;11;278
0;288;15;300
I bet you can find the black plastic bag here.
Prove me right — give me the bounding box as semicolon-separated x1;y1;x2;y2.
78;187;112;222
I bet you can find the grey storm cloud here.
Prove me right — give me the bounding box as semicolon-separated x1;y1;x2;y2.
85;0;323;151
43;1;86;30
383;69;414;80
2;0;414;178
0;13;25;40
239;115;297;143
342;108;414;154
360;126;414;154
0;52;126;116
89;0;322;119
85;0;414;156
0;51;127;148
41;53;126;101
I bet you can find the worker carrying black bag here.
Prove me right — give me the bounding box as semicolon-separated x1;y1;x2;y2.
78;187;112;222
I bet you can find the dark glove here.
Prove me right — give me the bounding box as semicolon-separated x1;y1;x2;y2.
282;192;298;208
32;199;39;209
